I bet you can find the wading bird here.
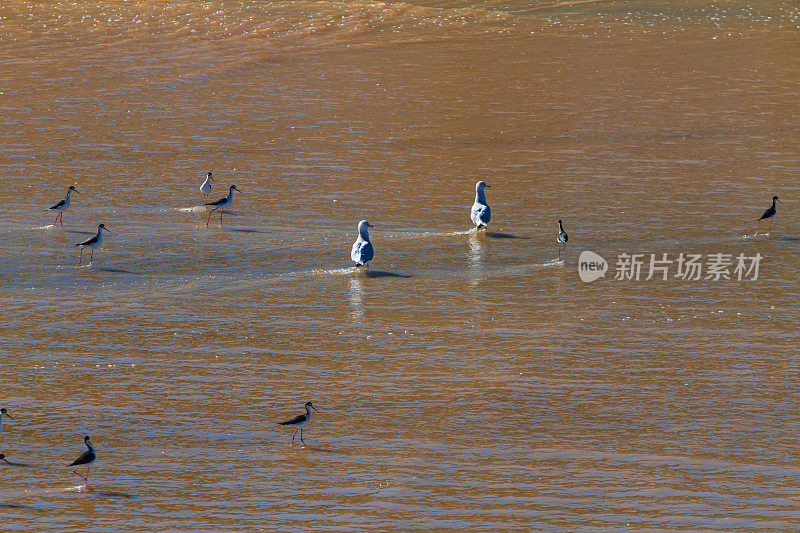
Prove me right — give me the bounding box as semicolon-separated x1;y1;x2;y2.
470;181;491;230
557;219;568;260
69;436;96;486
76;224;110;266
204;185;240;228
278;402;319;447
47;186;79;228
350;220;374;269
200;171;213;199
755;195;781;236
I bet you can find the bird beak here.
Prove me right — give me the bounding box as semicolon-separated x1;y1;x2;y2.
485;184;491;188
5;413;13;420
103;228;111;233
368;223;374;228
74;190;80;194
311;406;320;412
777;198;783;203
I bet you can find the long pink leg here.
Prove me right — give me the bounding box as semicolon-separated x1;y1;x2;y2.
73;468;87;483
77;248;83;265
300;428;307;447
291;428;298;445
768;219;773;233
205;208;218;228
219;210;223;227
89;248;94;266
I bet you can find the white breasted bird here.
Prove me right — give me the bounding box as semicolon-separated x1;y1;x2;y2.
470;181;491;230
278;402;319;447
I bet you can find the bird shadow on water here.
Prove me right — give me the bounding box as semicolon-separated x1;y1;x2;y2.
0;502;45;511
484;232;528;239
361;270;412;279
296;446;336;454
227;228;270;234
95;491;135;499
92;267;140;274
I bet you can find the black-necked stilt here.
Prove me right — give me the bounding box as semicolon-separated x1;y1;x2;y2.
76;223;110;266
69;436;96;485
755;195;781;236
200;171;213;199
278;402;319;447
471;181;491;230
204;185;240;227
47;186;79;229
351;220;374;269
557;219;568;260
0;408;14;433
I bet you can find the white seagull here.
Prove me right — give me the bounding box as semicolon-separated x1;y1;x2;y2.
470;181;491;230
76;223;111;266
47;186;79;228
204;185;240;228
350;220;374;268
200;172;213;198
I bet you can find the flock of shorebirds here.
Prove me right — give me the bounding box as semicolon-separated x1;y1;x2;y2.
45;172;575;267
0;402;320;487
45;172;782;268
12;177;784;488
45;173;783;268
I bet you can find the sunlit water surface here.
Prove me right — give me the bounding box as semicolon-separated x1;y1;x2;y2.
1;0;799;530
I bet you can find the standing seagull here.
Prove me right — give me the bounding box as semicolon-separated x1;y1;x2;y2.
47;186;79;229
200;171;213;199
204;185;240;228
278;402;319;447
755;195;782;236
0;408;14;433
69;436;96;486
351;220;374;269
470;181;491;231
557;219;568;261
76;223;111;266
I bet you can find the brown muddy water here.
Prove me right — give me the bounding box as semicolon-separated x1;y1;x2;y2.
1;0;799;530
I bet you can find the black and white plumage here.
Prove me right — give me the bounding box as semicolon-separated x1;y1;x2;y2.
755;195;781;236
69;436;96;485
76;223;110;266
470;181;491;230
204;184;240;227
557;219;568;261
278;401;319;447
47;186;79;228
350;220;374;268
0;408;13;433
200;172;213;198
